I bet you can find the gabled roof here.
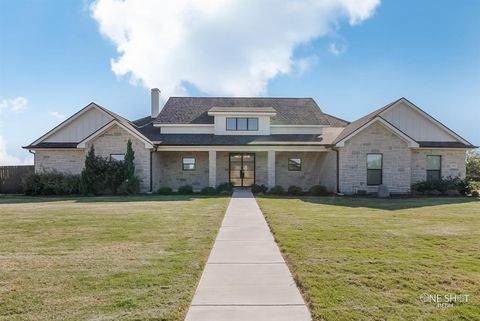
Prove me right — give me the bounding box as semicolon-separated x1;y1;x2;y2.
155;97;348;126
334;98;476;148
24;102;154;150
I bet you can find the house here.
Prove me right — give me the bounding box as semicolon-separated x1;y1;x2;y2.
24;89;476;194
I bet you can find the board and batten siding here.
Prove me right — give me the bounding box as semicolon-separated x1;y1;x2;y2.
45;108;113;143
381;102;457;142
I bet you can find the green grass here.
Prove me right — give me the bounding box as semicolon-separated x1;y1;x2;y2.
256;196;480;321
0;195;229;321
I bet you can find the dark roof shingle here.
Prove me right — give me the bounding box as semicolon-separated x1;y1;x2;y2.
155;97;346;126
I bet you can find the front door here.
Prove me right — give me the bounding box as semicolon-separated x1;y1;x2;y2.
229;153;255;187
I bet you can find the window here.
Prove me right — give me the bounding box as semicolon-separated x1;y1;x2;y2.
367;154;382;185
247;118;258;131
110;154;125;161
426;155;441;181
182;157;196;171
225;117;259;131
288;158;302;171
226;118;237;131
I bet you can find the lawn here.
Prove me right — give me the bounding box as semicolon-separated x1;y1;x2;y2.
256;196;480;321
0;195;229;321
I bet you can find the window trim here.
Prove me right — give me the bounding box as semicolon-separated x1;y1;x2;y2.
225;117;259;131
182;157;196;171
367;153;383;186
426;155;442;181
288;158;302;171
110;153;125;161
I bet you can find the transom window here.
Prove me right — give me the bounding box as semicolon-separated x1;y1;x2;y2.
367;154;382;185
288;158;302;171
226;117;259;131
110;154;125;161
426;155;441;181
182;157;196;171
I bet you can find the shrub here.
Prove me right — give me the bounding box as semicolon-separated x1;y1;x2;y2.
309;185;328;196
472;190;479;197
157;186;173;195
201;186;217;195
412;177;467;195
251;184;268;194
23;172;80;196
468;180;480;193
79;142;141;195
216;182;234;194
287;185;303;196
269;185;284;195
178;185;193;194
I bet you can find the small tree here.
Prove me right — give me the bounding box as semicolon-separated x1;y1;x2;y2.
122;139;140;194
80;145;97;194
467;149;480;180
125;139;135;179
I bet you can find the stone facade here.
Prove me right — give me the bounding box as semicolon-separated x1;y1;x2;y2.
338;122;412;194
411;149;466;184
275;152;325;191
35;150;85;174
153;151;209;191
87;125;152;192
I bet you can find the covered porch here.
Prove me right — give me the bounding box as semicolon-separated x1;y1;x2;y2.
152;146;337;192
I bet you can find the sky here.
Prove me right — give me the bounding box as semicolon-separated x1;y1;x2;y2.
0;0;479;164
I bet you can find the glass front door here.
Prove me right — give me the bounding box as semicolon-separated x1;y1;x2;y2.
229;153;255;187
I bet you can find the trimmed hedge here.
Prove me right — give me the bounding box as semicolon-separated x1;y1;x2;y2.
269;185;284;195
157;186;173;195
178;185;194;194
309;185;328;196
23;172;80;196
216;182;234;194
287;185;303;196
411;177;468;195
251;184;268;194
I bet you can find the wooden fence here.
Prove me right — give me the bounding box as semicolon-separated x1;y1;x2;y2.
0;165;34;194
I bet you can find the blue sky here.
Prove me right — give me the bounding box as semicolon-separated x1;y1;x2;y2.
0;0;479;164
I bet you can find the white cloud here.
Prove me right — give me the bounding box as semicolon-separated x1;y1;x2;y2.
0;96;28;112
294;55;319;75
0;136;33;166
49;111;66;119
328;42;348;56
91;0;380;97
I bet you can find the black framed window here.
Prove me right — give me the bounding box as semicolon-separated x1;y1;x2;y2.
237;118;248;130
247;118;258;131
288;158;302;171
182;157;196;171
226;118;237;131
225;117;259;131
110;154;125;161
426;155;441;181
367;154;382;185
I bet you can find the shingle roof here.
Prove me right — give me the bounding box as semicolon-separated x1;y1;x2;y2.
23;142;78;149
148;134;325;145
418;141;476;148
155;97;347;126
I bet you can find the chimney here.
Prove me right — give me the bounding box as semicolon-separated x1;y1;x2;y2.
151;88;161;118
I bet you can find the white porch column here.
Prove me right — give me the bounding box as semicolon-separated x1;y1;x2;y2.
267;150;276;188
209;150;217;187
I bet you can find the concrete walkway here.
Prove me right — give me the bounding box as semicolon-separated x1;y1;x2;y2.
185;189;311;321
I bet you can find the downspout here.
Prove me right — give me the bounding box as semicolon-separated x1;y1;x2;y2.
333;147;340;194
149;150;153;193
